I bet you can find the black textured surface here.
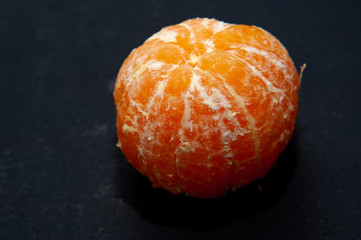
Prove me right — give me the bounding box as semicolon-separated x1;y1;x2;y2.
1;0;361;239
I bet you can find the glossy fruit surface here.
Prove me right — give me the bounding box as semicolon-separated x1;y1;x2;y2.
114;18;300;198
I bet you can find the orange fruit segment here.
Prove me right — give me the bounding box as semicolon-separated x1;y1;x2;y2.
114;18;301;198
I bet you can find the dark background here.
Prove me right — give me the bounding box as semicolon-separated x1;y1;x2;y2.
1;0;361;239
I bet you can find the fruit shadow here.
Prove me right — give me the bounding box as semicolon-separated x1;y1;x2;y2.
114;129;300;230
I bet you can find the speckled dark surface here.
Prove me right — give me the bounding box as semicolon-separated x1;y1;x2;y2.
1;0;361;239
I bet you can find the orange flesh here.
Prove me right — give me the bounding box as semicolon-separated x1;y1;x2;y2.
113;18;300;198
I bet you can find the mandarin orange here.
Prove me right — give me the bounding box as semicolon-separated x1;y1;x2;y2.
113;18;302;198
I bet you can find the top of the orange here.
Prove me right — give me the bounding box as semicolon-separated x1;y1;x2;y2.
114;18;300;198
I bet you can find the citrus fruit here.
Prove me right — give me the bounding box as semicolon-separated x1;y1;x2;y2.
113;18;301;198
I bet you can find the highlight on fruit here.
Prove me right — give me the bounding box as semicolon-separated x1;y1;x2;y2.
113;18;302;198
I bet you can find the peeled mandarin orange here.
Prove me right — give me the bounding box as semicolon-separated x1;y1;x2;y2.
113;18;301;199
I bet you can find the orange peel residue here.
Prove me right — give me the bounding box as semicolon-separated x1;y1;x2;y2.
113;18;301;198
